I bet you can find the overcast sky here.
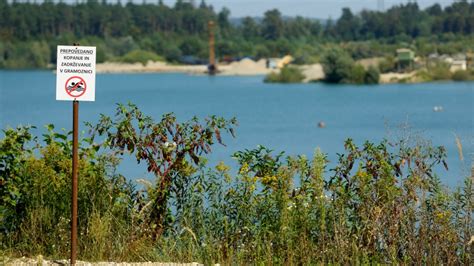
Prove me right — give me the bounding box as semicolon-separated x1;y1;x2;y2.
160;0;458;18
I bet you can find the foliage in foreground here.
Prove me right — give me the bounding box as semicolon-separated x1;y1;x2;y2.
1;104;472;264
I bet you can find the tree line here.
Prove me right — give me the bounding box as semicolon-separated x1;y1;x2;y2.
0;0;473;68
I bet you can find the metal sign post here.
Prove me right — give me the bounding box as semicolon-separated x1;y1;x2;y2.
71;99;79;265
55;43;96;265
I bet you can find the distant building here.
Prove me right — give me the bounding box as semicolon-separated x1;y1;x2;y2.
467;52;474;68
427;52;469;72
396;48;415;71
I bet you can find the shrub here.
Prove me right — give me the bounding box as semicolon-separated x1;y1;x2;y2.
1;105;472;264
452;70;473;81
163;45;183;63
321;47;354;83
428;62;452;81
347;64;366;84
264;66;306;83
364;66;380;84
378;55;396;73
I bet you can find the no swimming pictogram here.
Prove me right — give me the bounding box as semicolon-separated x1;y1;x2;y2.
65;76;87;98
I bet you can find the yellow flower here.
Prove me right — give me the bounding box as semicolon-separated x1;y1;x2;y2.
261;175;278;187
216;161;230;173
250;184;256;192
239;163;250;175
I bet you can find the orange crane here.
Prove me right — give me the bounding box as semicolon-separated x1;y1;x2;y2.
208;20;217;75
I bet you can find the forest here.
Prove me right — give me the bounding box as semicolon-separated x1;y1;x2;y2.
0;0;474;68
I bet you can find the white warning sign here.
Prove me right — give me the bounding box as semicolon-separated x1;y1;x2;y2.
56;45;96;101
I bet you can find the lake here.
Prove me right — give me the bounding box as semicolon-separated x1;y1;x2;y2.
1;70;473;187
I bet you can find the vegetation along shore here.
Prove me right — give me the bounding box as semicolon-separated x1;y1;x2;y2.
1;0;473;264
1;1;474;84
1;103;473;264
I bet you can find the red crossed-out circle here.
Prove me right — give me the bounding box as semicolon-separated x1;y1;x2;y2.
65;76;87;98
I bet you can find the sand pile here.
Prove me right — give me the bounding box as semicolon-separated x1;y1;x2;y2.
301;64;324;82
219;58;271;76
96;61;206;74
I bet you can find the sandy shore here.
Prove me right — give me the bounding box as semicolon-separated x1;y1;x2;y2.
96;59;325;83
96;61;207;74
97;59;412;84
380;71;417;83
96;59;274;76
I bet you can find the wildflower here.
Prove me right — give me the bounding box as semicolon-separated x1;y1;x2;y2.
239;163;250;174
216;161;230;173
287;202;295;210
261;175;278;187
164;141;177;150
250;184;256;192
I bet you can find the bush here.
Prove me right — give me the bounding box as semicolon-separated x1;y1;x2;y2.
428;62;452;81
364;66;380;84
264;66;306;83
452;70;473;81
321;49;379;84
1;105;473;264
163;45;183;63
118;50;164;65
321;47;354;83
378;55;396;73
347;64;366;84
0;125;140;259
1;41;51;69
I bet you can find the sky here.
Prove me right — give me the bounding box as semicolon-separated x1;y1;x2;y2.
161;0;459;18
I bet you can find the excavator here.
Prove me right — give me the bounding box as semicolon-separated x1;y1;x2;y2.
277;55;294;69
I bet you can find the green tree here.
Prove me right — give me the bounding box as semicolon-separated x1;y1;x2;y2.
335;8;361;40
262;9;284;40
321;47;354;83
241;16;260;40
179;36;205;56
89;103;237;239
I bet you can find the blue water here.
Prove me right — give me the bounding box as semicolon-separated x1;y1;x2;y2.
1;71;473;187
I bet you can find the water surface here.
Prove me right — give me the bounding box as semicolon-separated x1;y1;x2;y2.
1;71;472;187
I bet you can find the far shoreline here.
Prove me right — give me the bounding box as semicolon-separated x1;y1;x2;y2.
2;62;473;85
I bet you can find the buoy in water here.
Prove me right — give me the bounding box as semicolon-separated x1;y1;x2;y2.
318;121;326;128
433;106;444;112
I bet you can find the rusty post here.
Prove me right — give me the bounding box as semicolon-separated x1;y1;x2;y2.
71;99;79;265
208;20;217;75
